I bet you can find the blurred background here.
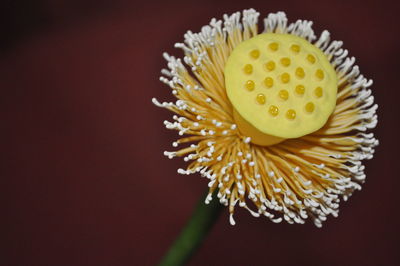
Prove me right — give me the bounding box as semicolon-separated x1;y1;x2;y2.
1;0;399;265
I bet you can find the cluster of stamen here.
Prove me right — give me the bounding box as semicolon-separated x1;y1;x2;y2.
156;10;378;228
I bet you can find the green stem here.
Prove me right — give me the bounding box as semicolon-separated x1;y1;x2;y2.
159;191;224;266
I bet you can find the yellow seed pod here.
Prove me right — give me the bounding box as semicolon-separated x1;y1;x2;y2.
224;33;337;144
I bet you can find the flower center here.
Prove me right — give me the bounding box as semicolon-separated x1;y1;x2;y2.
224;33;338;146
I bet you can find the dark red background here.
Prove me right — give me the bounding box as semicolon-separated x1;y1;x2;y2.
1;0;399;265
